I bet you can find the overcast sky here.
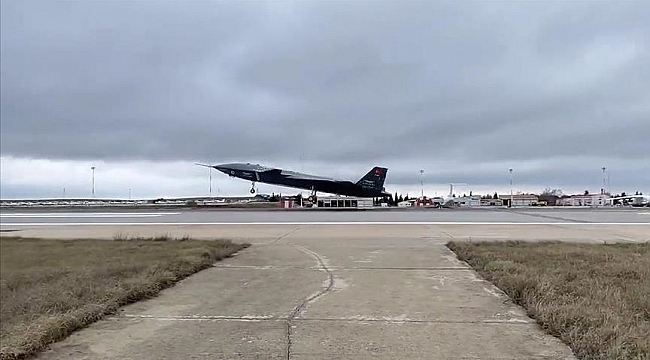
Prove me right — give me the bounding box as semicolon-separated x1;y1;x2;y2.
1;0;649;199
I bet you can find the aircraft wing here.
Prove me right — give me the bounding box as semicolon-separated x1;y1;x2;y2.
281;171;343;182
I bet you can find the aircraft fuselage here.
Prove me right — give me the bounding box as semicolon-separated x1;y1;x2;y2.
210;162;389;198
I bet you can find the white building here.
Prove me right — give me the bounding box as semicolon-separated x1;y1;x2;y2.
454;195;482;207
500;194;539;207
559;194;611;207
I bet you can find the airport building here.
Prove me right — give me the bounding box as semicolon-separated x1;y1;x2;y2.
558;194;611;207
315;196;374;209
279;196;373;209
480;197;503;206
500;194;539;207
454;195;482;207
413;196;438;207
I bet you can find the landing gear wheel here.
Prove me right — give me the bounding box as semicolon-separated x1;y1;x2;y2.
308;187;317;203
250;182;256;194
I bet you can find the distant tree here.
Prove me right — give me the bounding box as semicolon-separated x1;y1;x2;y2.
584;190;589;195
541;188;563;196
493;192;499;199
635;191;640;195
469;191;473;196
622;192;627;197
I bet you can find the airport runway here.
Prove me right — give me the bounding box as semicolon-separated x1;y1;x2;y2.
3;208;648;359
2;207;648;244
1;207;649;225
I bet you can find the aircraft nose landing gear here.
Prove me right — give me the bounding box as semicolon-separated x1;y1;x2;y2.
250;182;256;194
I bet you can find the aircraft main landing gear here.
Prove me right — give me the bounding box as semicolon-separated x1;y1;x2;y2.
308;187;317;203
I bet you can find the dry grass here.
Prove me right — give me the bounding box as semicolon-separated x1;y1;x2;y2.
447;240;650;360
0;235;249;360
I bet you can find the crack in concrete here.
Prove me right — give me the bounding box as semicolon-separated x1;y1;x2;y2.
268;226;301;245
507;209;592;223
286;245;334;360
440;230;455;240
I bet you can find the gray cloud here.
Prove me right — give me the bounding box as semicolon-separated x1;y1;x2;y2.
1;0;649;196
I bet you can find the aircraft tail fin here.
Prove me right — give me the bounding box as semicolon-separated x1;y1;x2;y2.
356;167;388;191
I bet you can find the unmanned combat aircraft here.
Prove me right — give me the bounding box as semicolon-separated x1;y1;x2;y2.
196;162;389;200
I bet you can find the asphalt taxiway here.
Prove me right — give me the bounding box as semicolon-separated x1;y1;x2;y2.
2;208;647;359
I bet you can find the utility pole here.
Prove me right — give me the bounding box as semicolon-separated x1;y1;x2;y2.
91;166;96;198
209;166;212;197
509;168;513;208
420;169;424;197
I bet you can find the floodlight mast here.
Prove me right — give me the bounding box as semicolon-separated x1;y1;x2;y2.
420;169;424;197
509;168;513;207
91;166;96;198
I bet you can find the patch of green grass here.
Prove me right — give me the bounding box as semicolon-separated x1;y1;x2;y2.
447;240;650;360
0;236;249;360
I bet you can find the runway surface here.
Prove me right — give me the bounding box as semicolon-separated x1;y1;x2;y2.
1;207;649;226
3;207;648;359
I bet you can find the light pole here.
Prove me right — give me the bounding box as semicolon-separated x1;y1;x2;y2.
420;169;424;198
509;168;513;207
91;166;96;198
601;167;606;195
209;166;212;197
129;188;132;200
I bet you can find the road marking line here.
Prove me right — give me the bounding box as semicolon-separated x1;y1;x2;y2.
0;212;179;218
117;314;534;324
1;221;648;226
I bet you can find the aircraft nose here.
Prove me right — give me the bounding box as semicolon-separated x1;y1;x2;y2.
214;164;230;173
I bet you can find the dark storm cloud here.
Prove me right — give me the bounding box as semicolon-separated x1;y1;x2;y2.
1;0;649;190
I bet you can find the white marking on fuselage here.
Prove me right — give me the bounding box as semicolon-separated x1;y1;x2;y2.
0;221;648;226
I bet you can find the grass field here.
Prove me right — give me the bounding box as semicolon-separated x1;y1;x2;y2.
447;240;649;360
0;235;249;360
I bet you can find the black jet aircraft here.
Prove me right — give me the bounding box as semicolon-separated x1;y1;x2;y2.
196;162;389;199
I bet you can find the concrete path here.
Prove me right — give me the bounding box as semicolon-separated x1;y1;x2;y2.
29;224;600;360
